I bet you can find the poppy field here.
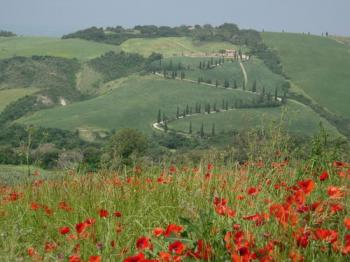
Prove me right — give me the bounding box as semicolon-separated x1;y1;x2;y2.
0;159;349;261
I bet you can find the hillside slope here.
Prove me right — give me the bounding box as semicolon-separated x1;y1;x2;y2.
262;32;350;118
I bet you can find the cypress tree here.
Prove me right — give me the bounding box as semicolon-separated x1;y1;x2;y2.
252;80;257;93
274;88;278;101
164;121;168;132
176;106;180;119
157;109;161;123
215;80;219;87
189;121;192;134
211;123;216;136
200;123;204;138
234;80;238;89
186;104;189;115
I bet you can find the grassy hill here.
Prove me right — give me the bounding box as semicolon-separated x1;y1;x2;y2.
18;75;258;134
120;37;235;57
168;100;340;137
262;32;350;119
0;36;120;60
0;88;39;112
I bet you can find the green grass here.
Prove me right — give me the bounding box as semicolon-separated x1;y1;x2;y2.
0;36;120;60
18;76;256;134
0;88;39;112
243;58;287;94
0;164;59;185
0;161;349;261
262;32;350;118
120;37;235;57
168;100;340;137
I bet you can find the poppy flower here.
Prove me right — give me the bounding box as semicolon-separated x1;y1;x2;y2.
327;186;343;199
136;236;153;250
164;224;183;237
319;171;329;181
59;201;73;212
344;218;350;230
30;202;41;210
69;255;82;262
44;242;57;253
89;255;101;262
314;229;338;243
59;226;70;235
297;179;315;195
27;247;37;257
75;222;88;234
330;203;344;213
247;187;259;196
114;211;122;217
153;227;164;237
99;209;109;218
169;241;186;255
123;253;145;262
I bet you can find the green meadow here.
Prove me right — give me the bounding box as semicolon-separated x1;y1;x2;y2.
0;88;39;112
0;36;120;60
262;32;350;118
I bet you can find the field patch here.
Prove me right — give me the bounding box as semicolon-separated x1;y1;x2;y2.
0;88;39;112
0;36;120;60
262;32;350;118
121;37;235;57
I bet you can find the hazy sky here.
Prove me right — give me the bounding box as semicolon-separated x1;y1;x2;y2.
1;0;349;36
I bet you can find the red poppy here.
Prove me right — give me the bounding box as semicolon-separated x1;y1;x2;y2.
344;218;350;230
169;241;186;255
153;227;164;237
89;255;101;262
123;253;145;262
136;236;153;250
59;226;70;235
59;201;73;212
30;202;41;210
99;209;109;218
330;203;344;213
114;211;122;217
164;224;183;237
75;222;88;234
69;255;82;262
319;171;329;181
44;242;57;253
207;163;213;170
327;186;343;199
297;179;315;195
247;187;259;196
27;247;37;257
314;229;338;243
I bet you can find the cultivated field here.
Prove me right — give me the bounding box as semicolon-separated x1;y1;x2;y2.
120;37;235;57
0;37;120;60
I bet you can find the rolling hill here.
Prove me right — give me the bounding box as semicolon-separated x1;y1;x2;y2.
262;32;350;119
0;88;39;112
0;36;120;60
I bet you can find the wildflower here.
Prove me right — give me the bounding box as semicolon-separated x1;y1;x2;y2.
59;201;73;212
345;218;350;230
164;224;183;237
44;242;57;252
30;202;41;210
59;226;70;235
330;203;344;213
319;171;329;181
123;253;145;262
76;222;88;234
99;209;109;218
169;241;186;255
114;211;122;217
327;186;343;199
247;187;259;196
153;227;164;237
27;247;37;257
136;236;153;250
69;255;83;262
297;179;315;195
314;229;338;243
89;256;101;262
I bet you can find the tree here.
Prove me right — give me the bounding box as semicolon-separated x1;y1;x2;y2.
200;123;204;138
164;121;168;132
189;121;192;134
274;88;278;101
106;128;148;166
215;80;219;87
234;80;238;89
186;104;189;115
211;123;216;136
157;109;162;123
252;80;257;93
199;61;202;69
176;106;180;119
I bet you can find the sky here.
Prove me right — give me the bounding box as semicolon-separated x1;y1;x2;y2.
1;0;349;37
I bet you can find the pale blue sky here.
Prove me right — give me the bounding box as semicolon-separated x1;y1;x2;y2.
1;0;349;36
